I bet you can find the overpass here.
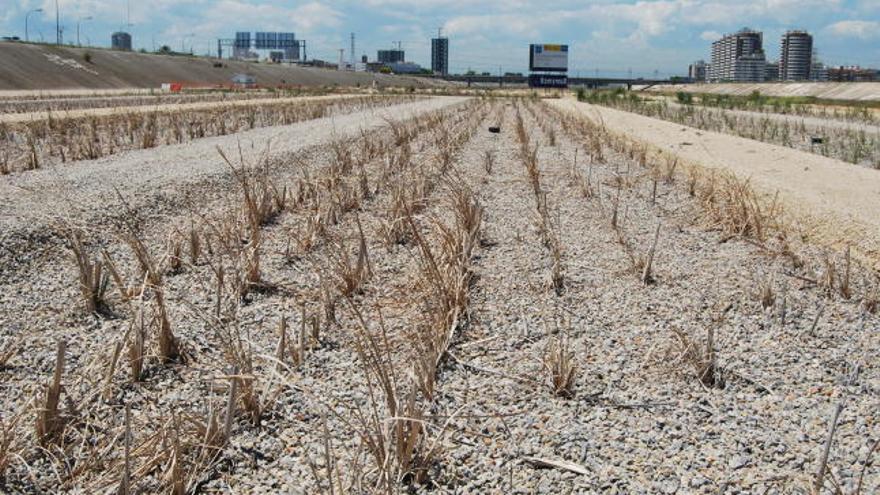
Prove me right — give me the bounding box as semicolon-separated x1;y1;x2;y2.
434;74;676;89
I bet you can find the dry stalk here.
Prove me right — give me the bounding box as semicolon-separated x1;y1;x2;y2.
329;215;372;297
36;341;67;446
840;245;852;300
188;222;201;265
641;222;662;285
671;305;730;389
64;229;111;315
124;232;181;363
759;274;776;309
543;332;577;398
482;150;495;174
0;412;21;481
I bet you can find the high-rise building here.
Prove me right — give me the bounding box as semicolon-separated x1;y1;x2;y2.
688;60;707;82
431;37;449;75
765;61;780;81
377;49;405;64
111;31;132;51
780;30;813;81
709;28;766;82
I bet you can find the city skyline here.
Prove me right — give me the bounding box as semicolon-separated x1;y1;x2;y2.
1;0;878;77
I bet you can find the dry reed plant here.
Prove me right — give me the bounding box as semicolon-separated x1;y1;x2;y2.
543;329;577;398
671;305;731;389
482;150;495;174
345;302;449;491
328;216;372;297
0;412;21;482
123;232;181;363
759;276;776;310
63;228;111;315
695;170;781;243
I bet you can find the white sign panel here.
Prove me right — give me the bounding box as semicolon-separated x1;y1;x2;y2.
530;44;568;72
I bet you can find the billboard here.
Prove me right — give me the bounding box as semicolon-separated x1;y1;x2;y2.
255;32;277;49
234;32;251;49
253;32;295;49
529;44;568;72
528;74;568;88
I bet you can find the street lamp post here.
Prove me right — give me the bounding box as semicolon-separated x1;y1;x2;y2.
182;33;194;54
77;16;93;47
25;8;43;42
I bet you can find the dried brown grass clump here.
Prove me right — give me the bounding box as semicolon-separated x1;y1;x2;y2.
671;305;730;389
407;180;483;399
217;146;287;297
543;333;577;398
124;232;181;363
696;171;781;243
64;229;111;315
379;184;413;247
329;216;372;297
346;303;447;490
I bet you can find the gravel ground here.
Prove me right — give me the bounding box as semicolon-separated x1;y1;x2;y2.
428;100;878;493
0;95;877;494
550;98;880;272
0;96;464;273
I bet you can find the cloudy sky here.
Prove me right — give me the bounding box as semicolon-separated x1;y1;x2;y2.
3;0;878;76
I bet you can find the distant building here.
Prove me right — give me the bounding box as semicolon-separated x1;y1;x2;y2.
765;61;779;81
377;49;404;64
431;37;449;75
387;61;423;74
361;54;368;63
709;28;766;82
810;61;829;81
688;60;707;82
827;66;878;82
111;31;132;51
780;30;813;81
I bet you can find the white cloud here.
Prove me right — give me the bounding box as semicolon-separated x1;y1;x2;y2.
825;20;880;39
700;30;721;41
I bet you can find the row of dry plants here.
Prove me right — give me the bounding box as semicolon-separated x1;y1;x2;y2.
0;97;494;493
0;95;418;174
541;98;878;491
0;90;328;115
582;90;880;169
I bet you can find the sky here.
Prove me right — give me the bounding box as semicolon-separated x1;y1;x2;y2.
2;0;878;77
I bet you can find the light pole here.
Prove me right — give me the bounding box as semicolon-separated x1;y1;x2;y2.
55;0;60;45
182;33;194;54
77;16;92;47
25;8;43;42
